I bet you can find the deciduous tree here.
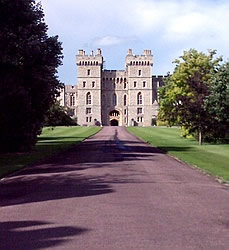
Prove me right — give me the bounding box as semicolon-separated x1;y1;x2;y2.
44;102;77;127
203;62;229;141
0;0;63;152
158;49;222;144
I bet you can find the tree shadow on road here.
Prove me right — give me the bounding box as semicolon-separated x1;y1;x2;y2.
0;220;88;250
0;173;114;207
0;136;166;207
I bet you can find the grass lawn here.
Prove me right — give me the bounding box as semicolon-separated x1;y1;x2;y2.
0;126;101;179
128;127;229;183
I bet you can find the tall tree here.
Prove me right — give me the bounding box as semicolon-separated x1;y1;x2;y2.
0;0;63;152
203;62;229;140
158;49;222;144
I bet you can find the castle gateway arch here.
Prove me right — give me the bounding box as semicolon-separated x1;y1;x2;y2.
109;110;120;126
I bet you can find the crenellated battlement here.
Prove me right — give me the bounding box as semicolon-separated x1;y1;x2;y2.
125;49;154;66
76;49;103;66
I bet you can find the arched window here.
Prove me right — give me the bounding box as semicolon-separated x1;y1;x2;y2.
113;93;117;106
86;92;92;105
124;95;127;106
137;92;142;105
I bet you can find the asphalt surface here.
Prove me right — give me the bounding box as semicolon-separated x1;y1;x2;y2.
0;127;228;250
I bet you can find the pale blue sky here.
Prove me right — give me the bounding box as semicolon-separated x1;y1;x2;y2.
41;0;229;85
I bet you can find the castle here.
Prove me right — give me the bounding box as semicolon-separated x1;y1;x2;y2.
59;48;164;126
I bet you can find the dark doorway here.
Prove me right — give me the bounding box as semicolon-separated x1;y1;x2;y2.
110;119;119;126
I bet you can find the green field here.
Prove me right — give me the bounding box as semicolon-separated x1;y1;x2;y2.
128;127;229;183
0;126;101;179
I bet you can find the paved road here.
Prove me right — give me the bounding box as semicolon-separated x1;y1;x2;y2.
0;127;228;250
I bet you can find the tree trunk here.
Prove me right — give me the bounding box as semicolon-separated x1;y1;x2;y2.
199;130;202;145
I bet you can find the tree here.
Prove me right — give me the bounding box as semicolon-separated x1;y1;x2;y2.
203;62;229;141
44;102;77;126
158;49;222;145
0;0;63;152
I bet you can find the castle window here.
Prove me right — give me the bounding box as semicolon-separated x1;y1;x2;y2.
83;81;86;88
86;108;92;114
70;95;75;106
113;82;115;88
96;61;98;65
117;78;119;83
87;69;91;76
143;81;146;87
124;82;127;89
85;62;87;65
113;93;117;106
124;109;127;115
89;117;92;122
79;61;81;65
138;70;142;76
86;117;88;122
134;81;137;88
130;61;132;65
136;62;138;65
147;61;150;65
86;92;92;105
124;95;127;106
137;92;142;105
92;81;95;88
137;107;142;114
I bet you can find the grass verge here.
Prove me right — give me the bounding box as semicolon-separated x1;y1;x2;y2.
0;126;101;179
127;127;229;183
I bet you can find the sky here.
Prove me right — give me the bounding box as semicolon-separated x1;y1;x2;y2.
41;0;229;85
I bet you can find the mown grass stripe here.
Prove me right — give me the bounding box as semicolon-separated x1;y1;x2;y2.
128;127;229;182
0;126;101;179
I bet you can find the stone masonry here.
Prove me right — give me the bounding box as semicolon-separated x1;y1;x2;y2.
59;48;164;126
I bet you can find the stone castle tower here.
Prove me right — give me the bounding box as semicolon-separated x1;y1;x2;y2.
59;49;164;126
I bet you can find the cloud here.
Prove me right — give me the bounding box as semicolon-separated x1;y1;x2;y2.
93;36;137;46
40;0;229;84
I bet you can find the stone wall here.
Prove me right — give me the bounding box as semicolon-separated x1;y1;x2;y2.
62;48;165;126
